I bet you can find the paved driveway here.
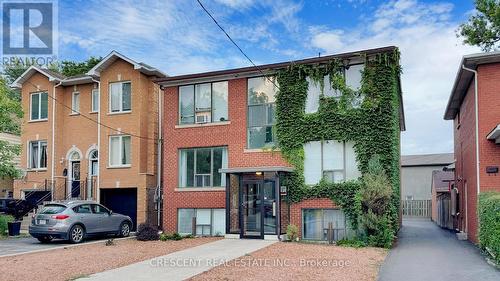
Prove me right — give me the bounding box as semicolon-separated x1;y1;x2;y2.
379;217;500;281
0;236;117;257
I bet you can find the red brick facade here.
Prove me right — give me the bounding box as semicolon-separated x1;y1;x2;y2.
453;62;500;243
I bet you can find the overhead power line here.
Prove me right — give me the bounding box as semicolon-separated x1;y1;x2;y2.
23;80;157;142
196;0;281;90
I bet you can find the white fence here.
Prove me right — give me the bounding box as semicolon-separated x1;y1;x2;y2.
401;199;431;217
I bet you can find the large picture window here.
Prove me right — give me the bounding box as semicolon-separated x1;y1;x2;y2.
30;92;48;121
302;209;354;241
29;140;47;169
109;135;131;167
179;81;228;124
109;81;131;113
303;140;360;185
247;77;278;149
178;147;227;188
178;208;225;236
305;64;365;113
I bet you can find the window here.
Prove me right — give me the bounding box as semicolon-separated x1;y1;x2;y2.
305;64;365;113
247;77;278;149
30;92;48;121
177;208;225;236
303;140;360;185
29;140;47;169
302;209;353;241
73;204;92;214
109;81;131;113
91;89;99;112
109;135;131;167
91;204;110;215
71;92;80;114
179;147;227;188
179;81;228;124
89;150;98;176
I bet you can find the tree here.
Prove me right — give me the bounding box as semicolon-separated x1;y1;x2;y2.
59;56;102;77
0;77;22;179
458;0;500;51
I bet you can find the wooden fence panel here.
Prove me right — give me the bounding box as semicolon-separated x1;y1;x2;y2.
401;199;432;217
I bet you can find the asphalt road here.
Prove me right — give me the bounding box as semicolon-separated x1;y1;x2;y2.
0;236;114;257
378;217;500;281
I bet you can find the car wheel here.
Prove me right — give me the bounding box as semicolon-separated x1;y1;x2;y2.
69;225;85;244
37;236;52;243
119;222;131;237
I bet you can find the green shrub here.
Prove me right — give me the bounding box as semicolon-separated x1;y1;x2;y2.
136;224;159;241
0;215;14;236
159;232;184;241
479;192;500;264
336;238;366;248
359;156;395;248
286;224;299;241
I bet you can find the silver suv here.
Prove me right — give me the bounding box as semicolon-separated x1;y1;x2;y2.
29;200;133;243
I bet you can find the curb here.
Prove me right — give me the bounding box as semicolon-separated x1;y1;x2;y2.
0;235;135;258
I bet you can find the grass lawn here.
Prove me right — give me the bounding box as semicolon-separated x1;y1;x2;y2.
0;237;219;281
190;242;388;281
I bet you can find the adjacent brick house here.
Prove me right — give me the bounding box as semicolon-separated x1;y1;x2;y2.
11;51;165;228
444;51;500;243
157;46;404;240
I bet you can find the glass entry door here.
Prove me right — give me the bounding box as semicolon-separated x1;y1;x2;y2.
241;179;276;238
242;181;261;238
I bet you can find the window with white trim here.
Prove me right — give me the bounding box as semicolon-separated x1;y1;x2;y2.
71;92;80;113
247;76;278;149
179;147;227;188
109;135;131;167
30;92;48;121
305;64;365;113
179;81;228;124
178;208;225;236
91;89;99;112
29;140;47;169
109;81;131;113
303;140;360;185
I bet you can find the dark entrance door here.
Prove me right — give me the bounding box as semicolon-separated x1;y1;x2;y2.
71;161;81;198
240;179;277;239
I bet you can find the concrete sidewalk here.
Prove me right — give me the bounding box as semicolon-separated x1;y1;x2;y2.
378;218;500;281
81;239;276;281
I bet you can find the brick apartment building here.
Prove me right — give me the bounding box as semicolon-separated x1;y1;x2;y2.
157;46;404;240
11;51;165;228
444;51;500;243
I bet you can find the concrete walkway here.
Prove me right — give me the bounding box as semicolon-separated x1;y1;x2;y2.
379;218;500;281
81;239;275;281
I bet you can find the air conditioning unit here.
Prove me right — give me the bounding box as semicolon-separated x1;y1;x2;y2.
196;112;211;124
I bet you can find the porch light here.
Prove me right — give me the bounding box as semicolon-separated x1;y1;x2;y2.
255;172;262;175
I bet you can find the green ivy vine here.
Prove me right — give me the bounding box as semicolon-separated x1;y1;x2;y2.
275;49;402;231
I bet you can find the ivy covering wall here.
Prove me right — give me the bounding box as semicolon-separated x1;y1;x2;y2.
275;49;402;234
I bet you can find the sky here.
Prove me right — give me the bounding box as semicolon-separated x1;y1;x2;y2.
56;0;480;156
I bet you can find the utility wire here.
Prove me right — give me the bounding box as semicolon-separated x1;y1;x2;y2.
23;80;157;142
196;0;282;91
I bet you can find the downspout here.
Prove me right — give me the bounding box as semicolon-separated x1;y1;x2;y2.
461;65;480;196
51;81;62;200
157;85;163;228
91;77;101;202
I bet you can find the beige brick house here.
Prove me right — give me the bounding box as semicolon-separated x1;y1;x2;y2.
11;51;165;228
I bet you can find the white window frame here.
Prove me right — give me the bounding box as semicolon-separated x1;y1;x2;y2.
30;92;48;121
177;208;226;236
109;81;131;114
91;89;99;113
178;81;229;125
178;147;227;188
28;140;47;170
108;135;131;168
71;91;80;114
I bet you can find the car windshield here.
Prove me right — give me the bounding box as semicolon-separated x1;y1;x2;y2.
40;204;66;214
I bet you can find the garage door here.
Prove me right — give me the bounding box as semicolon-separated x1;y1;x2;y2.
100;188;137;230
